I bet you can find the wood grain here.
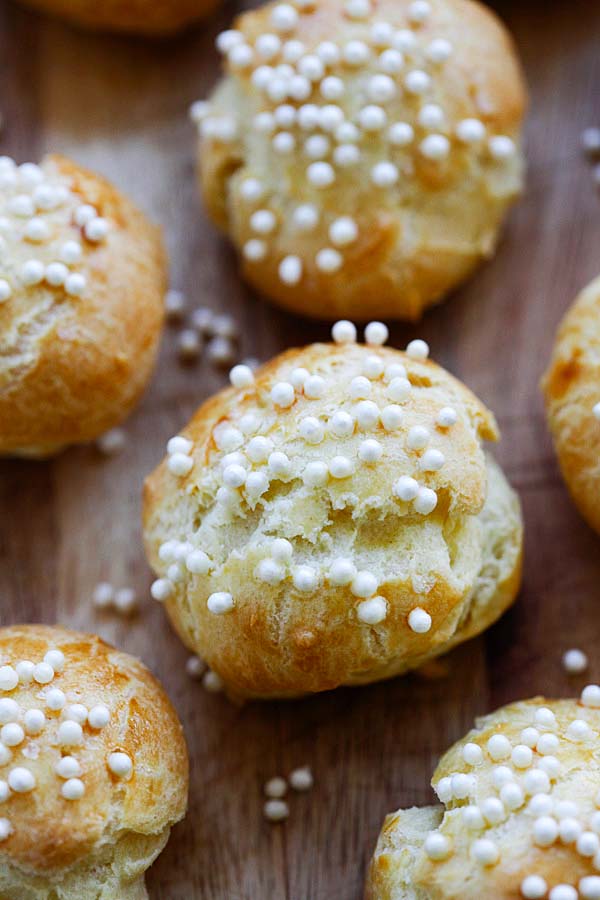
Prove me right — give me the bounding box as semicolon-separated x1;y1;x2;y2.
1;1;600;897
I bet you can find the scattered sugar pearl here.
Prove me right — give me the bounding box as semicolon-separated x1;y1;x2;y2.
307;161;335;188
331;320;357;344
289;766;313;791
33;662;54;685
349;376;372;399
207;592;234;614
114;587;138;615
407;426;429;450
247;436;274;463
489;135;516;160
357;596;387;625
451;774;473;799
462;806;484;829
329;217;358;247
404;69;430;95
582;684;600;707
524;768;551;794
45;688;66;711
168;453;194;476
108;751;133;779
97;427;127;455
359;439;382;463
593;401;600;420
62;778;85;800
549;888;577;900
269;452;292;478
329;559;357;586
420;134;450;161
577;831;600;857
462;743;483;766
1;724;24;747
580;877;600;899
265;776;287;799
0;280;11;302
164;289;186;323
302;416;326;442
279;255;303;285
0;819;11;841
492;766;513;788
537;732;559;754
481;797;505;824
419;449;445;472
535;707;557;728
435;778;452;803
186;656;206;679
0;667;18;692
559;817;582;844
178;329;202;362
202;670;223;693
23;709;45;735
290;367;310;390
292;566;319;592
381;405;404;430
512;744;533;768
406;339;429;360
418;104;444;130
437;407;457;428
351;571;378;598
0;700;19;724
414;487;437;515
304;375;325;399
356;401;379;428
426;37;453;63
58;720;83;746
8;767;35;793
229;365;255;388
408;608;432;634
456;118;486;143
424;832;450;861
363;355;384;379
364;322;388;346
501;782;524;811
471;838;499;866
151;579;173;602
520;727;540;748
487;734;511;761
256;559;286;585
316;248;342;273
264;799;289;822
393;476;419;502
371;161;398;186
88;705;110;729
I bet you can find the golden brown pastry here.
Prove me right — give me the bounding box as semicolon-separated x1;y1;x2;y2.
366;687;600;900
143;320;523;699
194;0;527;321
0;154;166;457
0;624;188;900
542;275;600;536
14;0;219;35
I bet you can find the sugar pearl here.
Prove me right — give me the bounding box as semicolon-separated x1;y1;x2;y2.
329;217;358;247
424;832;450;861
264;799;289;821
265;776;287;799
298;416;324;444
437;407;457;427
307;161;335;187
292;566;319;592
534;815;559;849
511;744;533;768
151;579;173;602
303;461;329;486
270;3;299;32
58;720;83;746
548;888;577;900
481;797;505;824
560;818;582;844
581;684;600;707
404;69;430;94
371;161;398;186
23;709;45;735
229;365;255;388
329;559;357;586
62;778;85;800
45;688;66;711
413;486;438;515
359;439;382;463
501;782;524;810
419;449;445;472
381;405;404;430
329;411;354;438
202;670;223;693
408;607;432;634
386;377;411;402
331;320;357;344
329;456;354;478
168;453;194;476
33;662;54;684
393;476;419;502
420;134;450;161
271;382;295;408
471;838;499;866
351;571;378;598
489;135;516;160
0;667;18;692
316;248;342;273
256;559;286;585
462;806;484;829
357;596;387;625
462;742;483;766
407;426;429;450
580;877;600;899
108;751;133;779
0;700;19;724
456;118;486;143
535;707;557;728
487;734;511;760
0;724;23;747
8;767;35;793
289;766;313;791
88;704;110;729
364;322;388;345
304;375;325;398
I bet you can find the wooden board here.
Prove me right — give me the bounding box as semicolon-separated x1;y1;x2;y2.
1;0;600;896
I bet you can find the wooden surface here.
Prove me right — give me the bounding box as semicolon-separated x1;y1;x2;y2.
1;1;600;897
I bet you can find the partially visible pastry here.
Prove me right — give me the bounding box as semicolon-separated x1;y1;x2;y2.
542;276;600;535
194;0;527;321
143;320;523;699
0;624;188;900
14;0;220;35
367;686;600;900
0;154;166;457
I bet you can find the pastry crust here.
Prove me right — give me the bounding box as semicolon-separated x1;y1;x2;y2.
0;154;166;457
196;0;527;321
367;692;600;899
143;336;523;699
14;0;219;35
542;275;600;536
0;624;188;900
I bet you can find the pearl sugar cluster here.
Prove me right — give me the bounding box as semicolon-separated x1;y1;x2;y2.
192;0;518;288
153;320;460;644
423;688;600;899
0;156;110;305
0;645;133;842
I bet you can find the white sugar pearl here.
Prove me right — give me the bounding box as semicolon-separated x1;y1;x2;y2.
362;355;384;379
528;794;553;816
45;688;66;711
364;322;388;345
511;744;533;768
578;832;600;857
283;39;305;61
270;539;293;563
289;766;313;791
329;456;354;478
386;378;411;402
84;217;109;242
357;596;387;625
58;720;83;746
177;329;201;362
87;704;110;730
371;161;398;186
533;815;558;847
331;320;357;344
216;29;242;53
381;405;404;430
560;818;583;844
0;818;12;841
293;204;319;232
581;684;600;707
329;559;357;586
426;38;453;63
418;104;444;130
307;161;335;187
186;656;206;679
489;135;517;160
437;407;457;427
424;832;450;861
0;667;18;692
525;769;551;794
329;411;354;438
21;259;45;285
404;69;430;94
492;766;513;788
265;776;287;799
0;700;19;724
420;134;450;161
316;248;342;273
501;782;524;810
269;452;292;477
407;426;429;450
271;382;295;408
168;453;194;476
593;401;600;421
351;571;378;598
250;210;276;234
481;797;505;824
334;145;361;167
55;756;82;780
406;339;429;360
567;718;592;740
229;365;255;388
320;76;345;100
256;33;281;59
25;217;49;242
303;461;329;487
8;767;35;793
298;54;324;82
535;707;557;728
292;566;319;592
247;436;274;463
264;799;289;821
59;240;82;263
537;732;559;754
456;118;486;143
487;734;511;760
290;368;310;390
33;662;54;684
0;280;11;302
393;476;419;502
408;0;431;23
108;751;133;779
462;743;483;765
388;121;415;146
549;888;577;900
240;178;264;202
520;727;540;748
61;777;85;800
65;273;86;296
580;877;600;899
202;670;224;693
315;40;340;64
151;579;173;602
245;472;269;498
471;838;499;866
207;592;234;614
167;436;193;456
256;559;286;586
408;608;432;633
349;376;372;399
538;756;560;779
0;724;23;747
368;73;397;103
462;806;484;829
435;777;452;802
345;0;370;18
343;40;370;66
23;709;45;735
270;3;299;32
451;774;473;799
329;217;358;247
304;375;325;398
279;255;303;285
359;439;382;463
419;449;445;472
273;132;296;155
304;135;330;159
